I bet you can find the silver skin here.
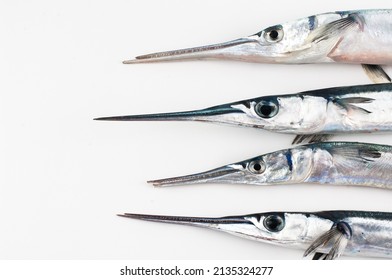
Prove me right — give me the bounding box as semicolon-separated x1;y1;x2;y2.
148;142;392;189
124;9;392;65
119;211;392;259
95;84;392;140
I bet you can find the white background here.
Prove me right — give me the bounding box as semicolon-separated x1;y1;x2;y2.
1;0;392;260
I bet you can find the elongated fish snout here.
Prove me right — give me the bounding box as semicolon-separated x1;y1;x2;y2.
93;102;260;128
117;212;250;227
123;37;260;64
148;151;288;187
147;165;243;187
117;212;269;242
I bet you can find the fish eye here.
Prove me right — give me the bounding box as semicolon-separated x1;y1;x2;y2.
263;215;285;232
255;100;279;119
264;27;284;43
248;160;266;174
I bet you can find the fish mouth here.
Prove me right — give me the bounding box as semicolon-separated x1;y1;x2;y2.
123;37;259;64
94;104;244;122
118;212;251;226
148;165;243;187
118;212;286;245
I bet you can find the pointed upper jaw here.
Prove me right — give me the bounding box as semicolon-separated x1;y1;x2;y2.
94;103;254;127
118;212;274;243
123;36;261;64
148;164;244;187
118;212;251;226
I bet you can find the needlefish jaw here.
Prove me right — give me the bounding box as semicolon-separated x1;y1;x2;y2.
124;10;392;65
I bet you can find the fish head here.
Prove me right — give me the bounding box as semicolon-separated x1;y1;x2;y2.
247;18;313;63
227;95;318;133
148;148;296;187
124;13;344;64
246;12;348;64
207;212;315;246
240;212;313;245
119;211;315;247
94;95;320;134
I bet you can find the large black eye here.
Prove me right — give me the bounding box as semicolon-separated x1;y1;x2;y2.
255;100;279;118
269;30;279;40
263;27;284;43
248;160;266;174
263;215;285;232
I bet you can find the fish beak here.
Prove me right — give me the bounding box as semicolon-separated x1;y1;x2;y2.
94;103;252;127
123;36;260;64
118;212;250;226
118;212;259;236
148;164;245;187
118;212;276;244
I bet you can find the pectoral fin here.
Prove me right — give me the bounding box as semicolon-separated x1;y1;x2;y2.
333;96;374;114
304;222;352;260
312;252;328;260
362;64;391;84
307;14;363;44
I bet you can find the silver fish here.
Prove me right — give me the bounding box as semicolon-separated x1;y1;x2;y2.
95;83;392;144
124;9;392;83
119;210;392;259
147;142;392;189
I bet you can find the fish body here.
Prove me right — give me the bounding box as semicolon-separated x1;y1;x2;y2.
325;10;392;65
124;9;392;82
119;210;392;259
95;83;392;144
148;142;392;189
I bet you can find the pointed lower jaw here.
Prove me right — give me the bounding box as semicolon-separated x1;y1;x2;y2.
147;166;240;187
123;57;169;64
118;212;251;226
123;37;259;64
94;104;245;122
